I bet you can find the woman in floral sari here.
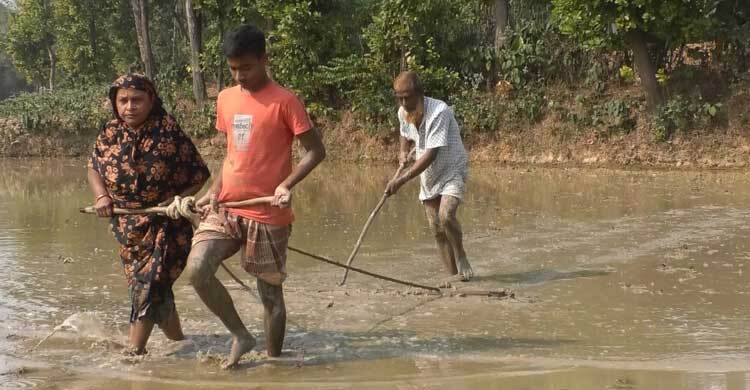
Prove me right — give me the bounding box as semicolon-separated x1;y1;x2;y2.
87;74;210;354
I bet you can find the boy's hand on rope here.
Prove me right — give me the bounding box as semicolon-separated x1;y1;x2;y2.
195;192;218;218
272;185;292;208
195;193;209;208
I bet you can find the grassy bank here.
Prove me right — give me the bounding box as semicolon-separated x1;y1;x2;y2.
0;73;748;168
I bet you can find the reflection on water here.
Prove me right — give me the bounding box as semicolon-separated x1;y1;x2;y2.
2;159;750;389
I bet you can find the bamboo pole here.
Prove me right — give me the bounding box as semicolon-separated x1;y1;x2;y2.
78;196;276;215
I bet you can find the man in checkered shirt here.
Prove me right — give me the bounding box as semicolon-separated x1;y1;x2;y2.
385;71;474;281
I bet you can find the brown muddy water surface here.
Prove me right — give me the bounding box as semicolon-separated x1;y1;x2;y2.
2;159;750;389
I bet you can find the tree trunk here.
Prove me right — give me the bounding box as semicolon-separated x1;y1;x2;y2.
41;0;55;90
217;13;225;90
172;0;187;40
493;0;509;56
89;9;98;59
47;45;56;90
185;0;206;105
130;0;156;80
625;30;664;111
399;47;407;72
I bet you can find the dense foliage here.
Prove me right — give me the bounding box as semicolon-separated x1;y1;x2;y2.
1;0;748;141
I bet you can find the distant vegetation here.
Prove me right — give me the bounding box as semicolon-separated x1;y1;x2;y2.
0;0;748;144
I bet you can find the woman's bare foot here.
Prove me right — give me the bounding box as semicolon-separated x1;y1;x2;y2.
122;345;147;356
222;333;256;370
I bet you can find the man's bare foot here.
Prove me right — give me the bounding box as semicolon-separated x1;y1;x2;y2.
222;333;256;370
440;273;468;288
456;257;474;281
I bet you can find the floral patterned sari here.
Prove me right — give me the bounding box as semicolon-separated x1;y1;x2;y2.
88;74;210;323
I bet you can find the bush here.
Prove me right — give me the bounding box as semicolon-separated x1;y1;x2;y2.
318;54;397;135
591;98;637;134
453;90;503;135
0;84;110;136
507;89;546;124
0;83;219;140
559;90;637;135
177;100;216;139
652;95;726;141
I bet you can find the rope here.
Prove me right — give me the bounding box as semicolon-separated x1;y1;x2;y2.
288;246;441;293
79;196;512;299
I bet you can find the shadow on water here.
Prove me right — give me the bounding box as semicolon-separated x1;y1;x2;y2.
477;268;611;285
167;329;577;370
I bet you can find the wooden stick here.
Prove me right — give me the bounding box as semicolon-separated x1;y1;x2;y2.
79;206;167;215
221;196;275;208
339;162;408;286
79;196;276;216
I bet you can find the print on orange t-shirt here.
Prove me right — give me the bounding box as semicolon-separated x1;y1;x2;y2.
215;81;312;226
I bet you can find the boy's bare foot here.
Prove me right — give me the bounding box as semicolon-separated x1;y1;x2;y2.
222;333;256;370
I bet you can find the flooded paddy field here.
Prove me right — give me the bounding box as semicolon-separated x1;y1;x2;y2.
2;159;750;389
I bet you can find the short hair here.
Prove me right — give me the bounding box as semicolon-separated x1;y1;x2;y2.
222;24;266;58
393;71;424;95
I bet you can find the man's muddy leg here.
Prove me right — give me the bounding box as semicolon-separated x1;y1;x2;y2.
439;195;473;280
185;239;255;368
424;197;458;275
257;278;286;357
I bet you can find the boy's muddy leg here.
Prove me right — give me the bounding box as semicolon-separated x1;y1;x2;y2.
257;278;286;357
186;239;256;368
424;197;459;275
439;195;473;280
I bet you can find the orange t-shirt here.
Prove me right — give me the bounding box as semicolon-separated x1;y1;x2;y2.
215;82;312;226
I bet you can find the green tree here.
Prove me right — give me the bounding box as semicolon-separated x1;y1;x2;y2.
0;2;29;99
130;0;156;79
53;0;117;83
255;0;359;105
197;0;233;90
318;0;490;129
712;0;750;76
5;0;57;89
552;0;721;109
185;0;206;105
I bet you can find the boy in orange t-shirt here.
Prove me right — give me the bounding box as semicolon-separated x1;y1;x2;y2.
185;24;326;369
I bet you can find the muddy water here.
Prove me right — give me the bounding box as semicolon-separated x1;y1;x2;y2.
2;159;750;389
